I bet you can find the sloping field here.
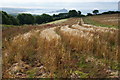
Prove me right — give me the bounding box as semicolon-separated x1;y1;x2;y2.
46;19;68;24
83;14;119;28
2;18;119;78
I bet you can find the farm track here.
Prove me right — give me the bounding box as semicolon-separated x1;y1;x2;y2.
2;18;119;78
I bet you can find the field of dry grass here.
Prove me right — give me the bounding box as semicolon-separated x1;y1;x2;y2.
2;17;119;78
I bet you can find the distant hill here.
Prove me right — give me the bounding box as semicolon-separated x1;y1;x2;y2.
1;8;68;15
2;8;44;15
50;8;68;13
2;8;27;15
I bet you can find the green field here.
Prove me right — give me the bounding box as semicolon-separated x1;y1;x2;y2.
83;14;118;28
47;19;68;24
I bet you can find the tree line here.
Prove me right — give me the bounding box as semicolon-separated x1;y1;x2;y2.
87;10;120;16
1;10;83;25
1;10;120;25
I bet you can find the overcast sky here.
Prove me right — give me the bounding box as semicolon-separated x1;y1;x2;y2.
1;0;119;8
1;0;119;3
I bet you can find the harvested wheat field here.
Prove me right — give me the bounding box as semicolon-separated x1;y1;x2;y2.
2;17;119;78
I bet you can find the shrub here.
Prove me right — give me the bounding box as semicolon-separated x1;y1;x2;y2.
1;11;19;25
17;13;35;25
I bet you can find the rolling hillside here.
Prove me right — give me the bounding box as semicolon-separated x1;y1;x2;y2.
2;15;119;78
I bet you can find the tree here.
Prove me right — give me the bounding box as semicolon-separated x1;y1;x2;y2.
35;15;43;24
1;11;19;25
68;10;78;17
41;14;53;23
1;11;12;24
9;15;19;25
87;13;93;16
102;11;120;14
93;10;99;15
58;13;69;18
17;13;35;25
35;14;53;24
53;14;59;17
78;11;81;15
